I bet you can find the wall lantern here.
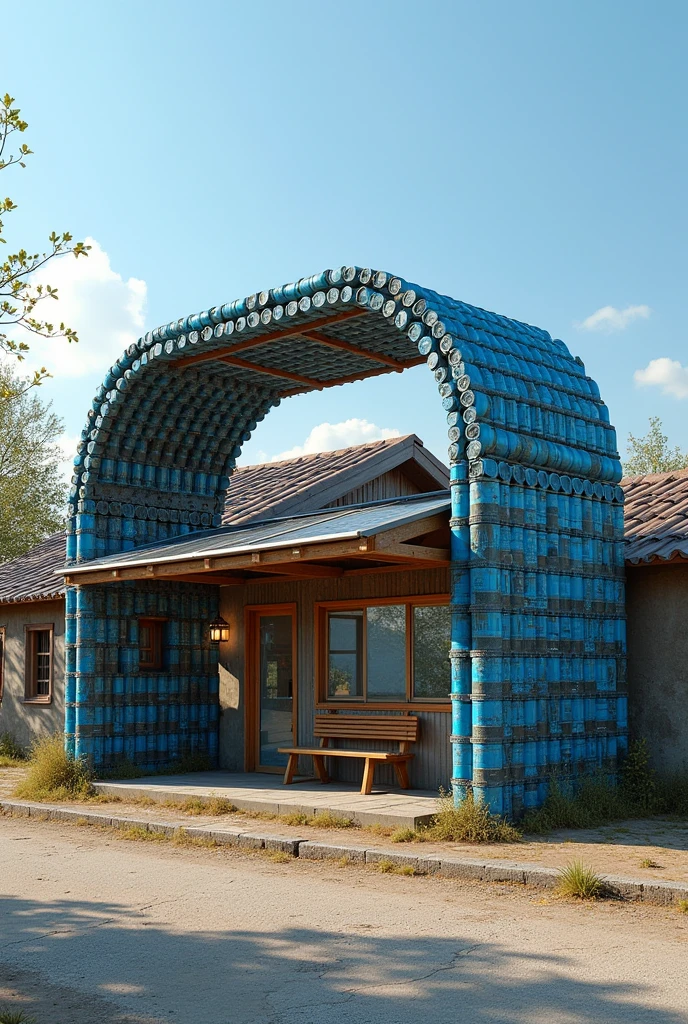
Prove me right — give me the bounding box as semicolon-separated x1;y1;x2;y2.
209;617;230;643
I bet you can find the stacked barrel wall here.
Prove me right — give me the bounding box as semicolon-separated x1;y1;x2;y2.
65;266;625;810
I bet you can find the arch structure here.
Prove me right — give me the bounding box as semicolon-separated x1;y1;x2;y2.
66;266;626;815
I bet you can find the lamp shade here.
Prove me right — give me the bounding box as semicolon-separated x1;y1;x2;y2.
209;617;230;643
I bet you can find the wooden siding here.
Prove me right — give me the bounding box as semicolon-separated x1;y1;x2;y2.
325;468;421;508
218;566;451;790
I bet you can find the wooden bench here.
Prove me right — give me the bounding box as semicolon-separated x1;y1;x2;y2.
279;714;419;795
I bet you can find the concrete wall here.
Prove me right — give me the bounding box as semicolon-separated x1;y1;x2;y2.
626;563;688;775
0;599;65;752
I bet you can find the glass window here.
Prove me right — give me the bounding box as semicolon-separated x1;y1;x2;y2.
413;605;451;699
327;611;363;698
323;601;450;704
0;627;4;701
25;626;53;701
366;605;406;701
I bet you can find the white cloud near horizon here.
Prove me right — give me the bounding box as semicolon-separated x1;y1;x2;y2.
19;237;147;378
246;418;401;464
577;304;651;332
634;357;688;399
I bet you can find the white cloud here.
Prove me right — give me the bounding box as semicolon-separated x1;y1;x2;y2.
19;237;146;378
57;431;83;483
634;357;688;399
249;418;401;464
577;304;651;332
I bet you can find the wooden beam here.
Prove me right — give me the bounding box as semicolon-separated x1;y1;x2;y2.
172;573;246;586
300;328;407;369
175;309;368;368
68;536;374;586
216;354;324;388
248;562;343;579
373;513;449;546
280;357;425;398
367;542;451;562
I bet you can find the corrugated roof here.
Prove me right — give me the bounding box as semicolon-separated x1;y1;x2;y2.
65;493;451;575
0;436;449;604
623;467;688;564
0;532;66;605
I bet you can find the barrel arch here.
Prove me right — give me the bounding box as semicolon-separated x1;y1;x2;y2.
65;266;626;816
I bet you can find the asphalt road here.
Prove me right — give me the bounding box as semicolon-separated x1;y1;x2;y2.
0;815;687;1024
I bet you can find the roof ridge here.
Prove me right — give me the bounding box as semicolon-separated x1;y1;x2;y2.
235;433;416;473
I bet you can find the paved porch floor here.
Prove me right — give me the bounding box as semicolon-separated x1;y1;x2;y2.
93;771;440;828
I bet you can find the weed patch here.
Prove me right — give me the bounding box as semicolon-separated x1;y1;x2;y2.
0;1010;35;1024
639;858;663;869
677;899;688;914
172;828;218;850
372;858;417;876
162;796;235;817
555;861;608;900
0;733;26;762
390;827;418;843
267;850;292;863
118;826;167;842
14;735;95;801
424;791;521;844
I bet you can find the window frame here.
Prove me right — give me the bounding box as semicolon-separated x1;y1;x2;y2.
138;618;166;672
315;595;451;712
24;623;54;704
0;625;5;702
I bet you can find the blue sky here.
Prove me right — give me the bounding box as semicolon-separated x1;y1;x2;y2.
3;0;687;471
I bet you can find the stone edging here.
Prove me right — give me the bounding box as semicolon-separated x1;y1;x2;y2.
3;799;687;908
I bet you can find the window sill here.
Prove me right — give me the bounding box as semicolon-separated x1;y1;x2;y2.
22;697;52;706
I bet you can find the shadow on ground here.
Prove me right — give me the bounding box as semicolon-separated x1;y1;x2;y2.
0;894;684;1024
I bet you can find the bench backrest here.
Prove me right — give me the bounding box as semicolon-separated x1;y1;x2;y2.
313;714;419;745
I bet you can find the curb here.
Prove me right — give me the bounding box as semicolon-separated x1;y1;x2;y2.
3;799;688;907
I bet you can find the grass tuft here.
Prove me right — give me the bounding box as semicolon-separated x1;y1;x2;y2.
677;899;688;915
14;735;95;801
555;860;608;900
375;859;395;873
390;827;418;843
171;828;218;849
0;733;26;763
0;1011;36;1024
639;858;662;869
280;812;312;826
309;811;354;829
266;850;292;863
424;790;522;844
118;826;166;842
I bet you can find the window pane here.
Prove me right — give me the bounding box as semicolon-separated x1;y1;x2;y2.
328;612;362;697
366;605;406;701
34;630;51;696
413;605;451;699
329;613;360;651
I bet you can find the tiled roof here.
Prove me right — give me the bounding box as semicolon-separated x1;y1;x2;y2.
222;434;448;525
0;435;448;604
0;532;66;605
623;468;688;564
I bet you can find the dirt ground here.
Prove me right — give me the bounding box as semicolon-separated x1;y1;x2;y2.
2;764;687;883
1;813;688;1024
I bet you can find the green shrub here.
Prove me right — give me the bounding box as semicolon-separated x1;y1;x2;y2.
0;1010;36;1024
425;790;522;844
390;827;418;843
621;739;656;811
14;734;94;801
555;860;608;900
677;899;688;915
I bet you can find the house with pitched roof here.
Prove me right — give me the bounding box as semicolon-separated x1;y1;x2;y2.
0;435;449;766
0;265;627;814
623;468;688;774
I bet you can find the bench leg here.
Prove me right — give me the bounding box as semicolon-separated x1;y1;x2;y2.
283;753;299;786
393;761;411;790
312;754;330;784
361;758;376;795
